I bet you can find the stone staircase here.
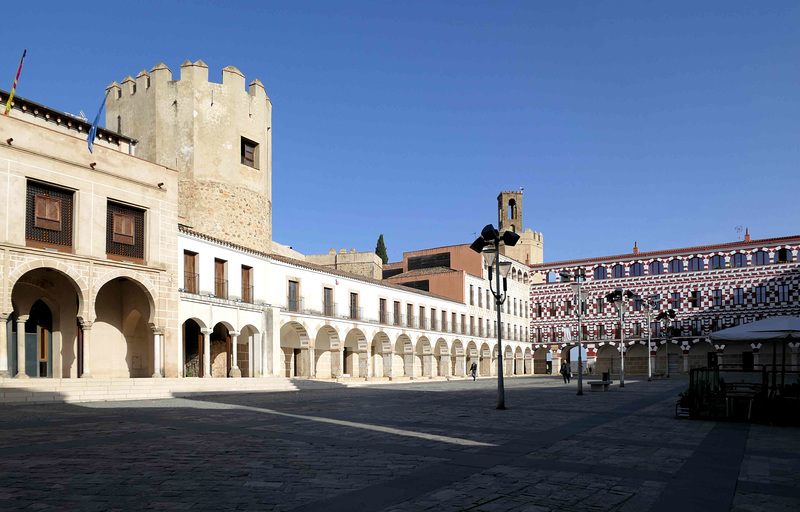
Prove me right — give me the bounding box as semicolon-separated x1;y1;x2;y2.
0;377;300;405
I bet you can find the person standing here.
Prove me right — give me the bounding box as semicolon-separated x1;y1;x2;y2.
470;362;478;381
560;361;571;384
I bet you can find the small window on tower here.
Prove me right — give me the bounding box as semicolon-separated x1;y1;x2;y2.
241;137;258;168
34;195;62;231
112;212;135;245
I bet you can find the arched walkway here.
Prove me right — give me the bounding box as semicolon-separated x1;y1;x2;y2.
315;325;340;378
434;338;449;377
533;347;549;374
480;343;491;377
451;340;465;377
394;336;412;377
626;343;648;375
93;277;153;378
9;267;83;378
596;343;620;375
280;321;311;378
371;332;392;378
416;337;432;378
182;318;206;377
688;341;716;370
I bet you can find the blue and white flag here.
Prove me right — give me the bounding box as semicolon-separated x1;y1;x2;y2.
86;91;109;154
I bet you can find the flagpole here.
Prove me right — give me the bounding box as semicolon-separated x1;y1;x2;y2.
4;49;27;116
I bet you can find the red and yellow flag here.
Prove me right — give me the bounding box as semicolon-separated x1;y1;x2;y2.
4;49;27;116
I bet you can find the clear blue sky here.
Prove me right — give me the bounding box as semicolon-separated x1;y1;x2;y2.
2;1;798;264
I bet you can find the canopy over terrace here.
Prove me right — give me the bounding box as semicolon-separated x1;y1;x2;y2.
709;316;800;342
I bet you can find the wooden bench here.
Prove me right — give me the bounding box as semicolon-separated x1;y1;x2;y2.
588;380;613;392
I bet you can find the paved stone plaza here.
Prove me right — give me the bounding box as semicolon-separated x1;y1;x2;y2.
1;376;799;512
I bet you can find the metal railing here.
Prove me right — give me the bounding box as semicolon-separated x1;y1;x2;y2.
241;285;254;303
215;279;228;299
287;295;303;313
184;272;199;294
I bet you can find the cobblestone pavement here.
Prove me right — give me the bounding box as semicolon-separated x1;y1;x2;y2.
1;376;799;511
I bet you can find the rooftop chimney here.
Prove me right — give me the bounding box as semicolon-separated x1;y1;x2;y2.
744;228;751;242
633;241;639;255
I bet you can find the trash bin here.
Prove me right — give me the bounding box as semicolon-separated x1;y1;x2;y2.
602;371;610;381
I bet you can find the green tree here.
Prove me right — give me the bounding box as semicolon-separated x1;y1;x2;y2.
375;234;389;264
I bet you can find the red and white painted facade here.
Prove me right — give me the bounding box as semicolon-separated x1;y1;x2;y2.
528;233;800;376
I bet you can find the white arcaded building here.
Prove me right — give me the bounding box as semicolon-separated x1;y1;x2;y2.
0;60;533;385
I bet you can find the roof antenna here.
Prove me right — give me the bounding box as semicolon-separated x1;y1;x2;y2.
735;226;743;241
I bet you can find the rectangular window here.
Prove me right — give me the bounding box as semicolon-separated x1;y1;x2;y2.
442;310;447;332
350;292;359;320
26;182;74;251
215;259;228;299
407;303;414;327
452;312;457;333
550;301;556;315
470;285;474;306
778;285;789;302
565;299;572;316
379;298;387;324
651;321;661;337
106;202;145;263
324;288;334;316
633;295;642;311
597;298;605;312
394;301;401;326
470;316;475;335
241;265;253;303
754;286;766;304
671;292;680;309
633;322;641;337
733;288;744;305
598;324;605;339
690;291;700;308
183;251;198;293
478;317;483;336
461;314;466;334
478;288;482;308
713;290;722;307
241;137;258;168
287;280;299;311
431;308;437;330
486;290;491;309
581;325;588;340
536;327;542;342
692;319;703;336
419;306;426;329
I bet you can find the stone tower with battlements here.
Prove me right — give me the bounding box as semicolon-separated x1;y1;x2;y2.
497;190;543;266
106;60;272;252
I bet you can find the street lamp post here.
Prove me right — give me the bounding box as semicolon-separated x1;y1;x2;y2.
561;269;589;395
470;224;520;410
642;295;659;382
656;309;676;378
606;288;635;387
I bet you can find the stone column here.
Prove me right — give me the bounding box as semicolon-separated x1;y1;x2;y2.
358;350;368;378
455;355;466;377
249;333;255;378
79;320;92;378
422;354;432;378
201;328;212;378
440;354;451;377
404;353;415;378
15;316;29;378
331;349;342;378
151;326;164;378
0;313;10;378
229;331;242;377
383;352;393;378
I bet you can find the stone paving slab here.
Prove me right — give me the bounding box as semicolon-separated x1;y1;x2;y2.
0;376;798;511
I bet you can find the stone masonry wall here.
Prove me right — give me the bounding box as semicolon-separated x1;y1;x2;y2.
179;180;271;253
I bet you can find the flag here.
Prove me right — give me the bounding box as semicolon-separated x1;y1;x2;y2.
86;90;109;153
4;49;26;116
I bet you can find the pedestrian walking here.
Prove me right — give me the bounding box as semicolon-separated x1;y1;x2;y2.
560;361;571;384
470;362;478;381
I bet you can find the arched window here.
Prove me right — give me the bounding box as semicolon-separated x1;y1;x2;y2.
710;255;725;269
612;264;625;278
547;271;557;283
523;273;529;284
752;251;769;266
731;253;747;267
630;262;644;277
668;259;683;273
649;261;664;275
508;199;517;220
593;267;607;280
688;257;704;271
511;268;517;281
775;248;792;263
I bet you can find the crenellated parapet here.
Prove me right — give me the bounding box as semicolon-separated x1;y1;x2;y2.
106;60;273;252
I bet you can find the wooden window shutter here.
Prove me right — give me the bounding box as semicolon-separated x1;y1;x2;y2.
34;195;62;231
112;212;135;245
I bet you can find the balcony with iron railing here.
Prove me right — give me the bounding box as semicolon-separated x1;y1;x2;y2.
241;285;254;304
183;272;199;294
215;279;228;299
